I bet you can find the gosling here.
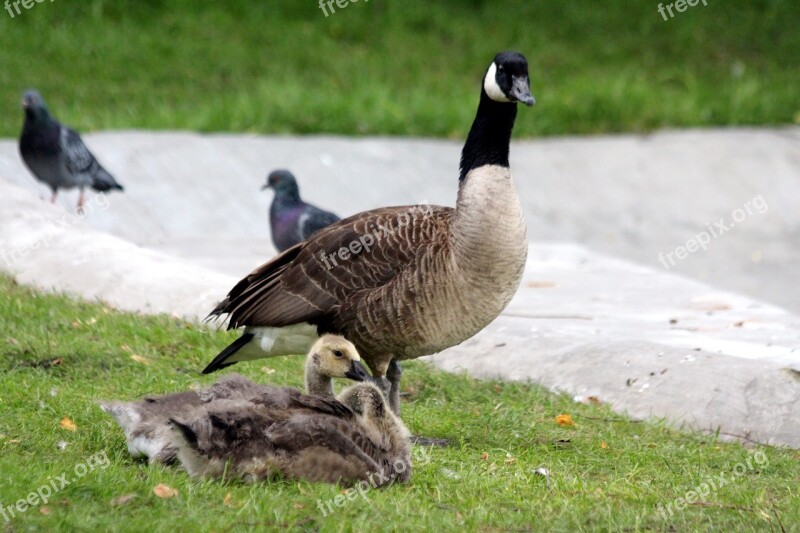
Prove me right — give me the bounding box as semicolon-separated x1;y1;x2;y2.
168;383;412;486
100;335;369;464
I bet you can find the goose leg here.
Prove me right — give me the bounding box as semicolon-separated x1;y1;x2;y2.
387;360;450;447
386;359;403;415
376;375;392;402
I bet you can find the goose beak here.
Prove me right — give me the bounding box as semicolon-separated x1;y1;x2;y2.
345;360;372;382
510;76;535;106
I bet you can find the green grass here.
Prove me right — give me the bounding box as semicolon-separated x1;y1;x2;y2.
0;1;798;139
1;276;798;531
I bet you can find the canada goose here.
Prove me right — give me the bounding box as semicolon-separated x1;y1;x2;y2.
19;90;124;212
203;51;535;417
100;335;370;464
262;169;341;252
168;383;411;486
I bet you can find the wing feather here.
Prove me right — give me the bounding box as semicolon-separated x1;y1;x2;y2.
211;205;452;330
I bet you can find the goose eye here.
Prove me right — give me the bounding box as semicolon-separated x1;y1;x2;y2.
333;350;344;358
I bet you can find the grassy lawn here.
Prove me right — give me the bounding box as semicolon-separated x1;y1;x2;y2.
0;1;798;139
1;275;798;531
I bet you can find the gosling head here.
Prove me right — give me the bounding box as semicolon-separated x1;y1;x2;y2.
483;52;535;106
338;383;410;439
305;335;372;396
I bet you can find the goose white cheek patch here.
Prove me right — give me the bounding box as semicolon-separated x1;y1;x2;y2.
483;63;511;102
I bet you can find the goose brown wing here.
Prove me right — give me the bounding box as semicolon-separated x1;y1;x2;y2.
213;205;452;329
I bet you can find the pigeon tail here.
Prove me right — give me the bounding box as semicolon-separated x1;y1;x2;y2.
91;167;124;192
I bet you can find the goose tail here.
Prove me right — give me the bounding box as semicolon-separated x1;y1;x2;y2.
201;333;255;374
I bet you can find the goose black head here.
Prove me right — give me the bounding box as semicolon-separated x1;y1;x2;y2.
262;169;300;196
483;52;535;106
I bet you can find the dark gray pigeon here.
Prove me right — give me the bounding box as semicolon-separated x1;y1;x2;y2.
262;169;340;252
18;90;123;212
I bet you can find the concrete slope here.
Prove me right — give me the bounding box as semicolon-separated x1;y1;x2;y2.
0;180;234;319
430;243;800;447
0;128;798;311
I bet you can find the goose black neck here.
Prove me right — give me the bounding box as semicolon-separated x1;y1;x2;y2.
459;91;517;182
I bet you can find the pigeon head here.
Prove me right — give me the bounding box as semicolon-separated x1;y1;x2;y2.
483;52;535;106
262;169;300;200
21;90;50;120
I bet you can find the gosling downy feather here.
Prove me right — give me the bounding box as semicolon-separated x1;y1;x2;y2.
168;383;411;486
204;51;534;415
100;335;369;463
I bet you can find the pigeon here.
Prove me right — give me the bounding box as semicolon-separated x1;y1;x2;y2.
262;169;340;252
18;90;124;212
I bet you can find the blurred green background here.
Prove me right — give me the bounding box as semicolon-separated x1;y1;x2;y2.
0;0;797;138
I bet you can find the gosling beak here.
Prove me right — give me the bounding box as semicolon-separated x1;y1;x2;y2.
510;76;535;106
344;360;372;382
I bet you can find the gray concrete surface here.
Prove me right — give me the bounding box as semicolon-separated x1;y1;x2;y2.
0;130;798;447
2;128;797;311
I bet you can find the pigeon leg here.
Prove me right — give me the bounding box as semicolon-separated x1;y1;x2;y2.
77;190;85;214
50;188;58;204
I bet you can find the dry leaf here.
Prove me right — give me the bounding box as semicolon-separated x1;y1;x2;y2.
261;366;276;374
601;441;608;449
120;344;132;353
555;414;574;427
39;506;52;516
223;493;236;507
153;484;178;498
60;417;77;431
110;493;137;506
292;502;306;510
130;355;151;365
480;452;489;461
586;396;602;406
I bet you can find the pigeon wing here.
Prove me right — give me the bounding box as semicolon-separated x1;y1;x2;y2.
60;126;99;176
299;205;341;240
60;127;123;191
